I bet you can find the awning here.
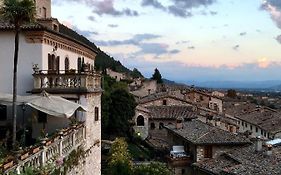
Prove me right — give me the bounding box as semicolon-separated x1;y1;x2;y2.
0;91;87;118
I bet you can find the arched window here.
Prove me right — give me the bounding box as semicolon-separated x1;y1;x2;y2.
77;57;82;73
65;57;69;71
56;56;60;73
150;123;155;130
136;115;145;126
159;122;164;130
95;107;99;121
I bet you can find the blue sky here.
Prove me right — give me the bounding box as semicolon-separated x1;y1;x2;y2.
52;0;281;83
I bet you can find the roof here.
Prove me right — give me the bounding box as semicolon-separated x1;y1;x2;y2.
146;105;197;119
165;120;250;145
235;107;281;133
0;18;99;54
193;144;281;175
138;92;193;105
224;102;257;116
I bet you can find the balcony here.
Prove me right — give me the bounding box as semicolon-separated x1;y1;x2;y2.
31;70;102;94
2;123;88;174
167;156;192;167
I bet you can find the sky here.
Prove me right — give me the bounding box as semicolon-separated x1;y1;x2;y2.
52;0;281;83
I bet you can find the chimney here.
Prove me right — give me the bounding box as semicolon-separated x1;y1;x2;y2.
176;119;183;130
266;144;273;156
255;136;263;152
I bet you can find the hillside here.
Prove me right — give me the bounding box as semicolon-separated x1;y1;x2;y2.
95;49;143;78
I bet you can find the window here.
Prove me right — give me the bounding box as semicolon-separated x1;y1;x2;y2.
250;125;253;130
43;7;47;18
159;122;164;129
181;169;185;175
38;111;47;123
200;96;204;101
163;100;167;105
0;105;7;121
242;122;244;127
150;123;155;130
261;130;263;135
204;146;212;158
95;107;99;121
65;57;69;71
77;57;82;73
245;123;247;128
136;115;144;126
256;127;258;133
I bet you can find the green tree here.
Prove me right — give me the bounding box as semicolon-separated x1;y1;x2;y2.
130;68;143;79
0;0;36;148
107;138;133;175
134;162;172;175
151;68;163;84
227;89;237;98
107;88;136;137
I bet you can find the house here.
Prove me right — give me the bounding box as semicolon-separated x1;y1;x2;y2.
184;89;223;113
193;139;281;175
106;68;127;82
165;119;250;175
130;79;158;98
0;0;102;174
234;107;281;139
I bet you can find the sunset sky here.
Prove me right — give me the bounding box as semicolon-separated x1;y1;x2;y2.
52;0;281;83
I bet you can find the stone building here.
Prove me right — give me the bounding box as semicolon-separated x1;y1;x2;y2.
193;140;281;175
164;119;250;175
185;89;223;113
0;0;102;174
130;79;158;98
106;68;128;82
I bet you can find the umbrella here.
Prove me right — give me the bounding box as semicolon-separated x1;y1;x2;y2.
0;91;87;118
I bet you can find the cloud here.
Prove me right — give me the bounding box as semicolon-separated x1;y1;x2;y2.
232;45;239;51
276;35;281;44
54;0;139;17
95;33;179;56
258;57;270;68
239;32;247;36
140;0;216;18
141;0;166;10
72;26;98;38
88;16;96;22
188;46;195;49
108;24;118;28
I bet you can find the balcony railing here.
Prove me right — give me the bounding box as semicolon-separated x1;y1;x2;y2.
2;124;86;174
32;70;102;94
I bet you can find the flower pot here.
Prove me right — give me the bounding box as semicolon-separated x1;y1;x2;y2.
3;161;13;170
20;152;29;160
32;147;40;154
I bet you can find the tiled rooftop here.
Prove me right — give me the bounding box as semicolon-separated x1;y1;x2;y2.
146;105;197;119
235;108;281;133
0;18;99;53
165;120;250;145
193;144;281;175
138;92;192;105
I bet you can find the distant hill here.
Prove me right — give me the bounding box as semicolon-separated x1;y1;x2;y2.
94;49;143;78
193;80;281;90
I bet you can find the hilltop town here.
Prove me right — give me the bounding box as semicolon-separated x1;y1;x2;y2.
0;0;281;175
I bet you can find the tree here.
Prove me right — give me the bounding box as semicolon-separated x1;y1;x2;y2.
151;68;163;84
134;162;172;175
130;68;143;79
227;89;237;98
107;88;136;137
0;0;36;147
107;138;133;175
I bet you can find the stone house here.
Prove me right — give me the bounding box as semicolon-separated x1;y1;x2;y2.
130;79;158;98
193;140;281;175
106;68;127;82
164;119;250;175
0;0;102;174
185;90;223;113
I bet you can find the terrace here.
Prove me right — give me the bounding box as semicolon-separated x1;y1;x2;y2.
2;123;87;174
32;70;102;94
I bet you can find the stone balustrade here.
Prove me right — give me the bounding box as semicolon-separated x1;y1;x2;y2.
2;124;86;175
32;70;102;94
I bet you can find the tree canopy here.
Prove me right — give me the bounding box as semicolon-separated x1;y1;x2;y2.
102;76;136;138
151;68;163;84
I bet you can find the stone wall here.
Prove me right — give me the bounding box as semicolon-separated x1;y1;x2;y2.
141;97;191;107
79;93;101;175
